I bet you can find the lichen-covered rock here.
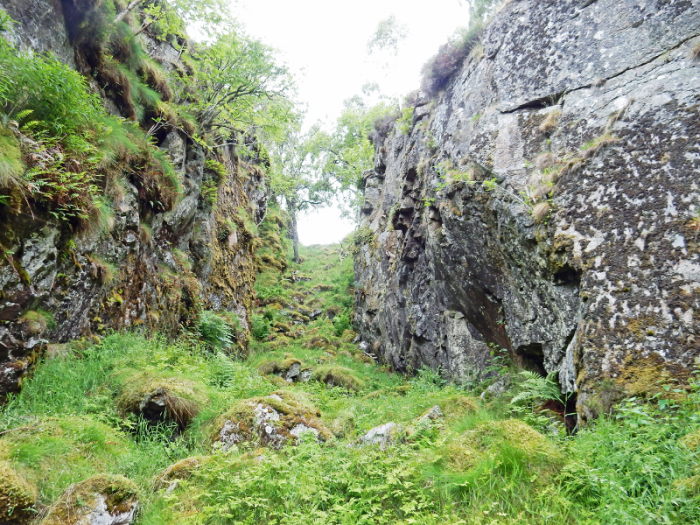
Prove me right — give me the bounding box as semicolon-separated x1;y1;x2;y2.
41;475;139;525
359;422;406;449
212;391;332;450
417;405;444;425
258;357;303;382
0;461;36;524
353;0;700;421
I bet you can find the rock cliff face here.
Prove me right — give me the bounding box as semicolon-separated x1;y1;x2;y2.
0;0;267;396
354;0;700;420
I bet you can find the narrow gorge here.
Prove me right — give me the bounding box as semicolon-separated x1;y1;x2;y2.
0;0;699;524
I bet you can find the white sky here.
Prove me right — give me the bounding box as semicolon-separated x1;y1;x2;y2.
232;0;471;245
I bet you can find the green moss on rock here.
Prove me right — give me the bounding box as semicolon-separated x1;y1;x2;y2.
0;461;36;524
312;365;365;391
115;371;209;429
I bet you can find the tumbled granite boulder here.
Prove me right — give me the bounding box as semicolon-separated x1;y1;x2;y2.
212;391;332;450
41;475;139;525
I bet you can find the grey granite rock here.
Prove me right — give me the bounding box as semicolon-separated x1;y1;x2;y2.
353;0;700;421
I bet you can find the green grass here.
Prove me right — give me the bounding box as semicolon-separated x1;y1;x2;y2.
1;245;700;524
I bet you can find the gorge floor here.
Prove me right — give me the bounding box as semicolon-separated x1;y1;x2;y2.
0;244;699;525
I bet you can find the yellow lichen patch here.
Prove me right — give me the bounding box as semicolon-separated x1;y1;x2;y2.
680;429;700;451
41;474;139;525
614;353;686;398
0;461;36;524
312;365;366;391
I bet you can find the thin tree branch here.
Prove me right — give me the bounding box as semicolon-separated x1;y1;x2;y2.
114;0;145;24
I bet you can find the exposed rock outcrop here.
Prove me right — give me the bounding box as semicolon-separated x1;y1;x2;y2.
354;0;700;420
0;1;268;397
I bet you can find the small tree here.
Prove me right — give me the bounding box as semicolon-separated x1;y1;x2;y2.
268;126;332;263
179;29;295;145
311;96;398;216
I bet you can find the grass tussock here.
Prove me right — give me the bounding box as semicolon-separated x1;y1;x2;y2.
115;371;209;430
539;108;561;133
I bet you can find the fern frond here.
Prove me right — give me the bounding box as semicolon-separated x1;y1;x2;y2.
511;371;563;405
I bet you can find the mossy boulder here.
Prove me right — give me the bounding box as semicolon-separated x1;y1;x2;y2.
154;456;209;491
258;357;302;382
443;419;564;478
311;365;365;391
212;391;332;450
41;475;139;525
115;371;209;431
0;461;36;524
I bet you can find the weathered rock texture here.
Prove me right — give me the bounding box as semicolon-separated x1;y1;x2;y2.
0;1;267;397
354;0;700;420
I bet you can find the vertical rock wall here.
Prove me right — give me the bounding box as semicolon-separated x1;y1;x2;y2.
0;0;267;396
354;0;700;419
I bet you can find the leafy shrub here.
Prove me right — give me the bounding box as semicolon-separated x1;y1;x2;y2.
332;313;351;337
0;41;103;138
420;24;484;97
251;314;270;341
197;310;234;350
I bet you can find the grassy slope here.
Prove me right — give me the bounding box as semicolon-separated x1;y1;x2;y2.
0;243;699;524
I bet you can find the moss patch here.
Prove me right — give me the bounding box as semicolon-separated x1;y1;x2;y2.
312;365;365;391
154;456;209;491
0;125;24;188
115;371;209;429
0;461;36;524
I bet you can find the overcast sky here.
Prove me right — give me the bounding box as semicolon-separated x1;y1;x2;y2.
232;0;471;245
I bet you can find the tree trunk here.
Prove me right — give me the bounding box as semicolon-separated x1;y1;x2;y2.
289;199;300;264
